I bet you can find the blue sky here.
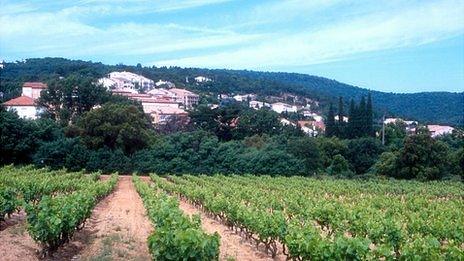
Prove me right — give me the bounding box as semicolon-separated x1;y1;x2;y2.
0;0;463;93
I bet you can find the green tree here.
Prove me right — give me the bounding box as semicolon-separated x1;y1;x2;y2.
346;137;384;174
347;99;356;138
233;108;281;139
76;103;153;155
0;107;62;164
384;122;407;149
37;75;110;125
337;97;345;138
372;151;399;177
316;137;348;169
366;93;374;136
358;96;367;136
394;128;452;180
327;154;353;176
456;148;464;178
325;103;336;137
287;137;323;173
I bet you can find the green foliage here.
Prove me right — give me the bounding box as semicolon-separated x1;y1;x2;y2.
133;175;220;260
233;107;282;139
33;138;88;171
329;95;374;139
155;174;464;260
86;149;132;173
0;166;117;253
286;137;323;173
0;186;20;221
0;108;63;164
76;103;153;154
316;137;348;169
37;75;110;125
2;58;462;125
375;128;454;180
26;174;118;252
346;137;384;174
325;103;336;137
327;154;353;176
130;131;307;175
457;148;464;178
384;122;408;149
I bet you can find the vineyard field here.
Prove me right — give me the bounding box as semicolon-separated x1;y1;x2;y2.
151;174;464;260
1;166;463;260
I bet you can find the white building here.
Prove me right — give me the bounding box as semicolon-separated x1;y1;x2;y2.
384;117;417;125
150;107;188;124
233;94;256;102
138;98;179;114
99;71;154;91
271;102;297;114
280;118;296;126
249;100;270;110
427;125;454;138
155;80;175;88
194;76;212;83
147;88;177;99
169;88;199;109
3;82;47;119
334;115;349;122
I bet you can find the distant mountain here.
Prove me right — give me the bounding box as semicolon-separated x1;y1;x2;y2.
1;58;462;126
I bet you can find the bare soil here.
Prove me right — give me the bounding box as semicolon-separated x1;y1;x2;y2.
0;211;40;261
177;199;286;261
0;176;153;261
75;176;153;261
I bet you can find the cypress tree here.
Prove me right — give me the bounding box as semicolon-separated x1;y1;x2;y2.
366;93;374;136
337;97;345;138
348;99;356;138
359;96;367;136
326;103;336;137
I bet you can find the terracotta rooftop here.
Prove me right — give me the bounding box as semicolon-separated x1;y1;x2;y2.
3;95;36;106
23;82;47;89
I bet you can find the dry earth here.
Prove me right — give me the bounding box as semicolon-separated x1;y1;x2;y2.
177;199;286;261
75;176;153;261
0;175;286;261
0;176;153;261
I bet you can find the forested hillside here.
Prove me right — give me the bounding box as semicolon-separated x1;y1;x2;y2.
1;58;462;125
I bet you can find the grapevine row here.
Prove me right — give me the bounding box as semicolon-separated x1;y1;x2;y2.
132;175;220;260
25;174;118;254
155;174;463;260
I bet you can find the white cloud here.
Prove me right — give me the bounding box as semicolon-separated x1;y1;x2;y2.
76;0;233;13
153;0;464;69
0;0;462;69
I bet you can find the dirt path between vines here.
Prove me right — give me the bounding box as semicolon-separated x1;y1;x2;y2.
74;175;153;261
177;199;286;261
0;176;153;261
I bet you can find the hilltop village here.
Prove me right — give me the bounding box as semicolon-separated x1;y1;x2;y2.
3;71;455;138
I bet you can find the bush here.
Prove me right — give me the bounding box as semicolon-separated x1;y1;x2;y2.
327;154;353;177
346;137;384;174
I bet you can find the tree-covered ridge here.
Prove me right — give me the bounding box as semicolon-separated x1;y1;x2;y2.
1;57;462;125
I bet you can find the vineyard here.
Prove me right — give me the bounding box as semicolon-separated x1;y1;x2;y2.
150;174;464;260
0;165;118;256
1;166;464;260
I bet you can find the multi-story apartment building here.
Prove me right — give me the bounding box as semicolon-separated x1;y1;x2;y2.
99;71;154;91
168;88;199;109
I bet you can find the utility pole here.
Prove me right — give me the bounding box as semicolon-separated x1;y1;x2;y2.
382;113;385;145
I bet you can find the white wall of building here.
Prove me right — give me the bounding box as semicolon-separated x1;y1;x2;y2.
8;106;39;119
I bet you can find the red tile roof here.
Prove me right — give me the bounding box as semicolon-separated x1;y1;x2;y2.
3;96;36;106
23;82;47;89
